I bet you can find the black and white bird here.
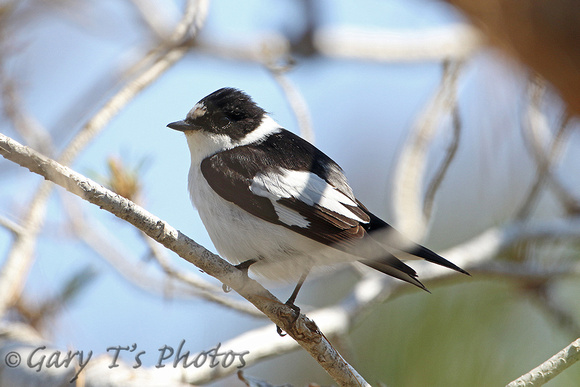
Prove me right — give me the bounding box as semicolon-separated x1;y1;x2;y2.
167;87;468;309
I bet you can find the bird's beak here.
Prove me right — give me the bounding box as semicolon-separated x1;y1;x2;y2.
167;120;194;132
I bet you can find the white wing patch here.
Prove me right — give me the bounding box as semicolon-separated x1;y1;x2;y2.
272;202;311;227
250;168;367;226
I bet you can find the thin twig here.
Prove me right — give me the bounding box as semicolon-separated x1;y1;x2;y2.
140;232;265;317
392;59;464;240
423;70;462;221
0;74;54;156
266;59;315;143
517;76;574;220
0;215;24;236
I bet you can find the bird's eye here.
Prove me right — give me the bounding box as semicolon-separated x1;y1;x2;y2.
218;114;231;126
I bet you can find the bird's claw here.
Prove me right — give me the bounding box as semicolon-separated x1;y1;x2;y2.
276;301;301;337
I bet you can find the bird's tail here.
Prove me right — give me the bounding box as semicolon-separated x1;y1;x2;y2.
360;255;429;292
407;244;469;275
360;204;470;276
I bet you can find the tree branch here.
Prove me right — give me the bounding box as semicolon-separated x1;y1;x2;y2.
171;216;580;382
0;0;209;319
313;24;481;62
422;70;462;221
517;76;574;220
392;59;464;240
506;338;580;387
0;133;370;386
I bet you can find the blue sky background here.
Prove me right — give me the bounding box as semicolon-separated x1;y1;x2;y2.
1;0;579;385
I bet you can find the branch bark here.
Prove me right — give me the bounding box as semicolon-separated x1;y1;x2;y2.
506;338;580;387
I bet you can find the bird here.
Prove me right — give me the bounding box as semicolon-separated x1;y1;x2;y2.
167;87;468;315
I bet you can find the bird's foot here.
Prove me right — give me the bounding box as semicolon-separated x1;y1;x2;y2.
276;300;301;337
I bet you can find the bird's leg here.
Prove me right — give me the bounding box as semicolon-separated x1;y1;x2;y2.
235;258;258;271
222;258;257;293
277;268;310;336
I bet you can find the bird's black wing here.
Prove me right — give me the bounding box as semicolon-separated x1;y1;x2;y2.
200;130;371;247
201;130;436;289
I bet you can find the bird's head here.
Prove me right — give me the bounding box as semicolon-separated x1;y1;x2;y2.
167;88;266;142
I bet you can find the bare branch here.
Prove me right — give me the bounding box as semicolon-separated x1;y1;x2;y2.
528;286;580;338
0;215;24;236
178;216;580;382
140;232;265;317
126;0;176;39
60;0;208;167
267;62;315;143
0;0;209;319
0;74;54;156
314;24;481;62
423;76;462;221
517;76;575;220
506;338;580;387
0;133;370;386
392;59;464;240
0;181;53;318
57;183;264;317
195;24;480;65
0;322;192;386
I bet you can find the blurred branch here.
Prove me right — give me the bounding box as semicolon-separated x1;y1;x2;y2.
506;338;580;387
392;59;464;240
0;0;209;319
140;232;265;317
15;266;97;334
289;0;318;56
58;186;264;317
266;60;315;143
0;215;23;236
0;133;370;386
177;216;580;382
196;34;291;63
0;180;52;318
517;77;576;219
0;74;54;156
0;322;192;386
441;0;580;115
528;285;580;338
126;0;176;39
314;24;481;62
196;24;481;65
423;73;462;221
474;261;580;282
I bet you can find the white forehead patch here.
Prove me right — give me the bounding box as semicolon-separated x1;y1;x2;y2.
186;102;207;120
